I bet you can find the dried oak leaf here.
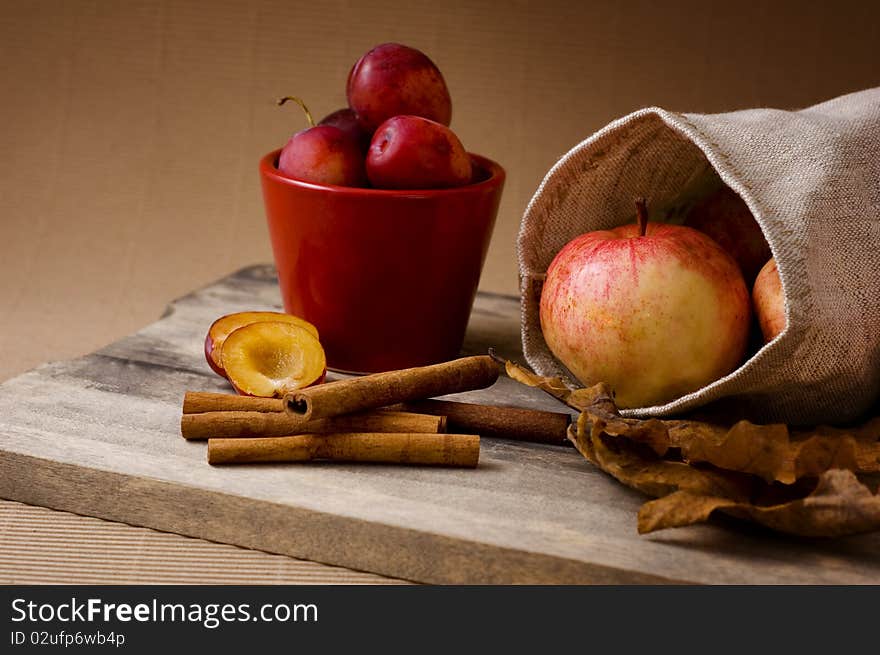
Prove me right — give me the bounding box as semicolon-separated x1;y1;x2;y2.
503;357;879;482
793;418;880;474
664;419;871;484
574;413;880;537
638;469;880;537
571;416;754;502
500;358;608;412
500;358;880;537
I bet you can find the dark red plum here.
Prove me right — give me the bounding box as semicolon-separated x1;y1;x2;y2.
318;108;372;154
347;43;452;131
277;125;367;187
366;115;472;190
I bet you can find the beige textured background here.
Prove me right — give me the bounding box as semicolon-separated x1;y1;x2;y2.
1;0;878;586
2;0;879;382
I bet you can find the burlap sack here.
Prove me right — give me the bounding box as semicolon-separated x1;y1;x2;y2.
518;87;880;425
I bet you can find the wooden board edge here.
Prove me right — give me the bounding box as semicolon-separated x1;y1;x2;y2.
0;450;682;585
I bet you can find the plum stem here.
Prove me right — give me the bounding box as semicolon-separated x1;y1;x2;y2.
277;96;315;128
635;197;649;237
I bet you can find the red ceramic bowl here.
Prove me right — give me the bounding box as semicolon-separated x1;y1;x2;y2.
259;149;505;373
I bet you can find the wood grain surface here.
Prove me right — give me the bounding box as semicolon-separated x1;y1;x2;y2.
0;265;877;584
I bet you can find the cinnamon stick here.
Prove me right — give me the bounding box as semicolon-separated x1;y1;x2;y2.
181;410;446;440
393;399;572;445
183;391;284;414
208;432;480;467
284;355;499;423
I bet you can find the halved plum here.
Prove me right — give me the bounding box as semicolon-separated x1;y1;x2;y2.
220;321;327;397
204;311;319;377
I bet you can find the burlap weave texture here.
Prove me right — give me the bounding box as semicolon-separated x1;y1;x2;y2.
518;88;880;424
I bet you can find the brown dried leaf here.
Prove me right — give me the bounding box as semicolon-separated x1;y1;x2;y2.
500;359;880;537
502;360;879;482
638;470;880;537
501;359;611;412
666;420;786;481
582;399;670;457
664;420;866;483
793;418;880;473
637;492;736;535
571;417;753;502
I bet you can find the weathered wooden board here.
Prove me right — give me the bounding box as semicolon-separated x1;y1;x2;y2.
0;265;877;584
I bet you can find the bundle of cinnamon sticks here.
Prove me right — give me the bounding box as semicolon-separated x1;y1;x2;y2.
181;355;571;468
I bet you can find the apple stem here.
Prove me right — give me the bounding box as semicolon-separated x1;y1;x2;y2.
635;197;649;237
277;96;316;128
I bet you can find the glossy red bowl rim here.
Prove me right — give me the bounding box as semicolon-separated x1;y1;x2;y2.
260;149;505;198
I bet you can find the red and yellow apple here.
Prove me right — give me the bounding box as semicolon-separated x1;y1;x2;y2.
752;258;786;343
539;200;750;408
